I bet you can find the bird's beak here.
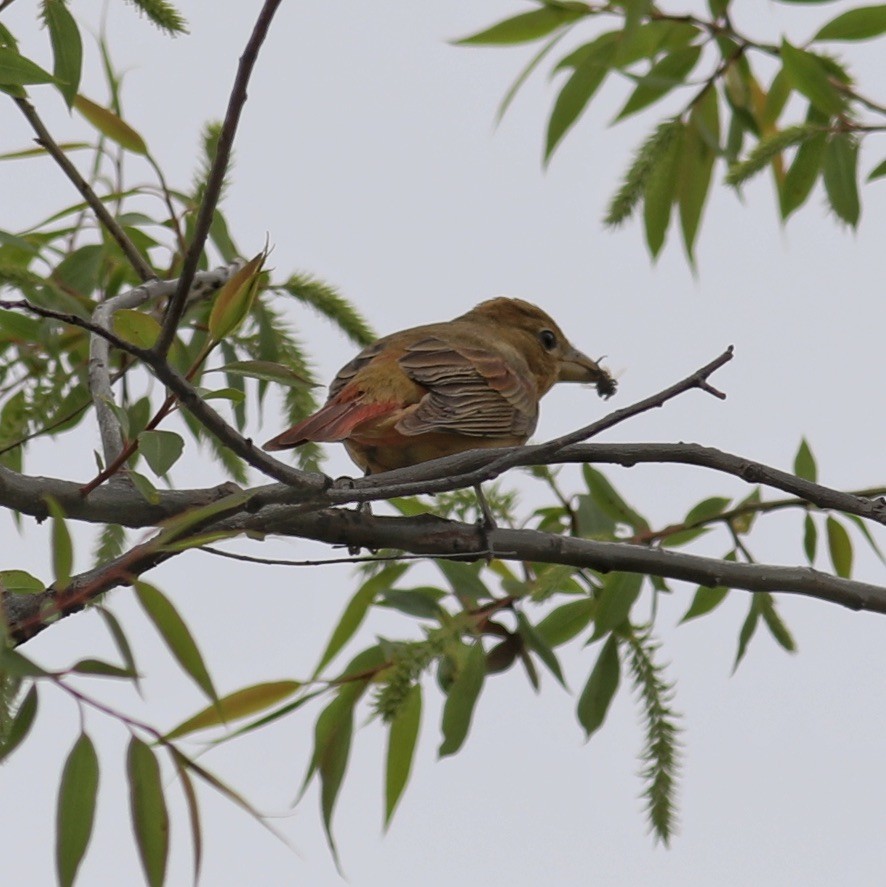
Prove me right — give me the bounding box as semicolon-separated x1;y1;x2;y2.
557;346;618;398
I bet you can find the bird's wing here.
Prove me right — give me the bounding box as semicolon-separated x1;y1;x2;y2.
328;340;385;400
395;336;538;439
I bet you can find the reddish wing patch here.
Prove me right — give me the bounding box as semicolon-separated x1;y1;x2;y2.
263;399;397;450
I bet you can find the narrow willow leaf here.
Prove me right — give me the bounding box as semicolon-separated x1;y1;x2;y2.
868;157;886;181
138;430;184;477
0;47;55;85
582;465;649;531
453;7;586;45
45;0;82;107
826;516;853;577
793;438;817;482
757;593;797;652
56;733;99;887
803;514;818;564
615;46;701;121
779;41;844;116
545;36;615;161
165;680;302;739
98;608;140;693
732;599;760;672
436;560;489;604
678;88;719;261
70;658;137;679
593;572;643;636
536;597;596;647
73;95;148;154
377;587;445;620
679;585;729;623
685;496;731;524
208;252;265;340
496;32;565;124
606;117;682;229
515;611;567;688
781;129;827;218
133;580;218;703
208;359;314;388
128;470;160;505
46;497;73;589
0;684;37;763
439;643;486;757
642;119;682;257
169;751;202;884
127;737;169;887
823;134;860;226
815;4;886;40
112;309;161;349
313;565;408;678
577;633;620;738
0;648;49;678
0;569;45;594
385;683;422;828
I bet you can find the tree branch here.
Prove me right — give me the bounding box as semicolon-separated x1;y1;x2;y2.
155;0;284;355
13;97;155;282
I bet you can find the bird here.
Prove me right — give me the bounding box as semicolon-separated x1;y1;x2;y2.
263;297;616;521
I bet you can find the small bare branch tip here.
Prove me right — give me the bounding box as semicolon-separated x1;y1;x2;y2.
699;380;727;400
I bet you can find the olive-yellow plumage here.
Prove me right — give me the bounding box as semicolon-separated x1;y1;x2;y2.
263;298;616;473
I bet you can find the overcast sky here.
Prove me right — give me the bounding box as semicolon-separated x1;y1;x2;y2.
2;2;886;885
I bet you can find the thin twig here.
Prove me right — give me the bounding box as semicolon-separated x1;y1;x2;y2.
155;0;284;355
13;97;155;282
198;545;505;568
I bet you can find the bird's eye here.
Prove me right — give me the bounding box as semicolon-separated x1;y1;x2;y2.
538;329;557;351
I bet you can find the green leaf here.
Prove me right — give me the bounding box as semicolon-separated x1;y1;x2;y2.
133;580;218;703
138;430;184;477
678;87;718;261
377;587;445;620
642;118;682;257
385;683;422;828
0;47;55;85
0;648;49;678
128;470;161;505
454;7;587;45
0;684;38;763
313;565;408;677
844;513;886;565
545;35;615;160
69;658;137;679
98;607;140;693
0;569;45;594
496;32;566;124
208;252;265;340
73;95;148;154
826;516;853;577
593;572;643;636
615;45;701;121
781;129;827;219
868;157;886;181
169;751;202;885
112;309;161;349
823;133;860;226
436;560;490;604
732;599;760;672
803;514;818;564
757;593;797;652
679;585;729;623
815;4;886;40
779;41;845;116
685;496;731;524
165;680;302;739
209;359;314;388
56;733;99;887
582;465;649;531
45;0;82;107
127;737;169;887
577;633;620;738
439;642;486;757
536;597;596;646
515;611;567;688
793;438;817;482
46;496;73;589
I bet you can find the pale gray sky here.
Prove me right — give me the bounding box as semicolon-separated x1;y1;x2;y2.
2;2;886;885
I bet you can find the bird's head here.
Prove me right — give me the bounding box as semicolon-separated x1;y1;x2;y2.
461;297;617;399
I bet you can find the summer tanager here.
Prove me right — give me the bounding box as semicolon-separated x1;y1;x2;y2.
263;298;616;475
